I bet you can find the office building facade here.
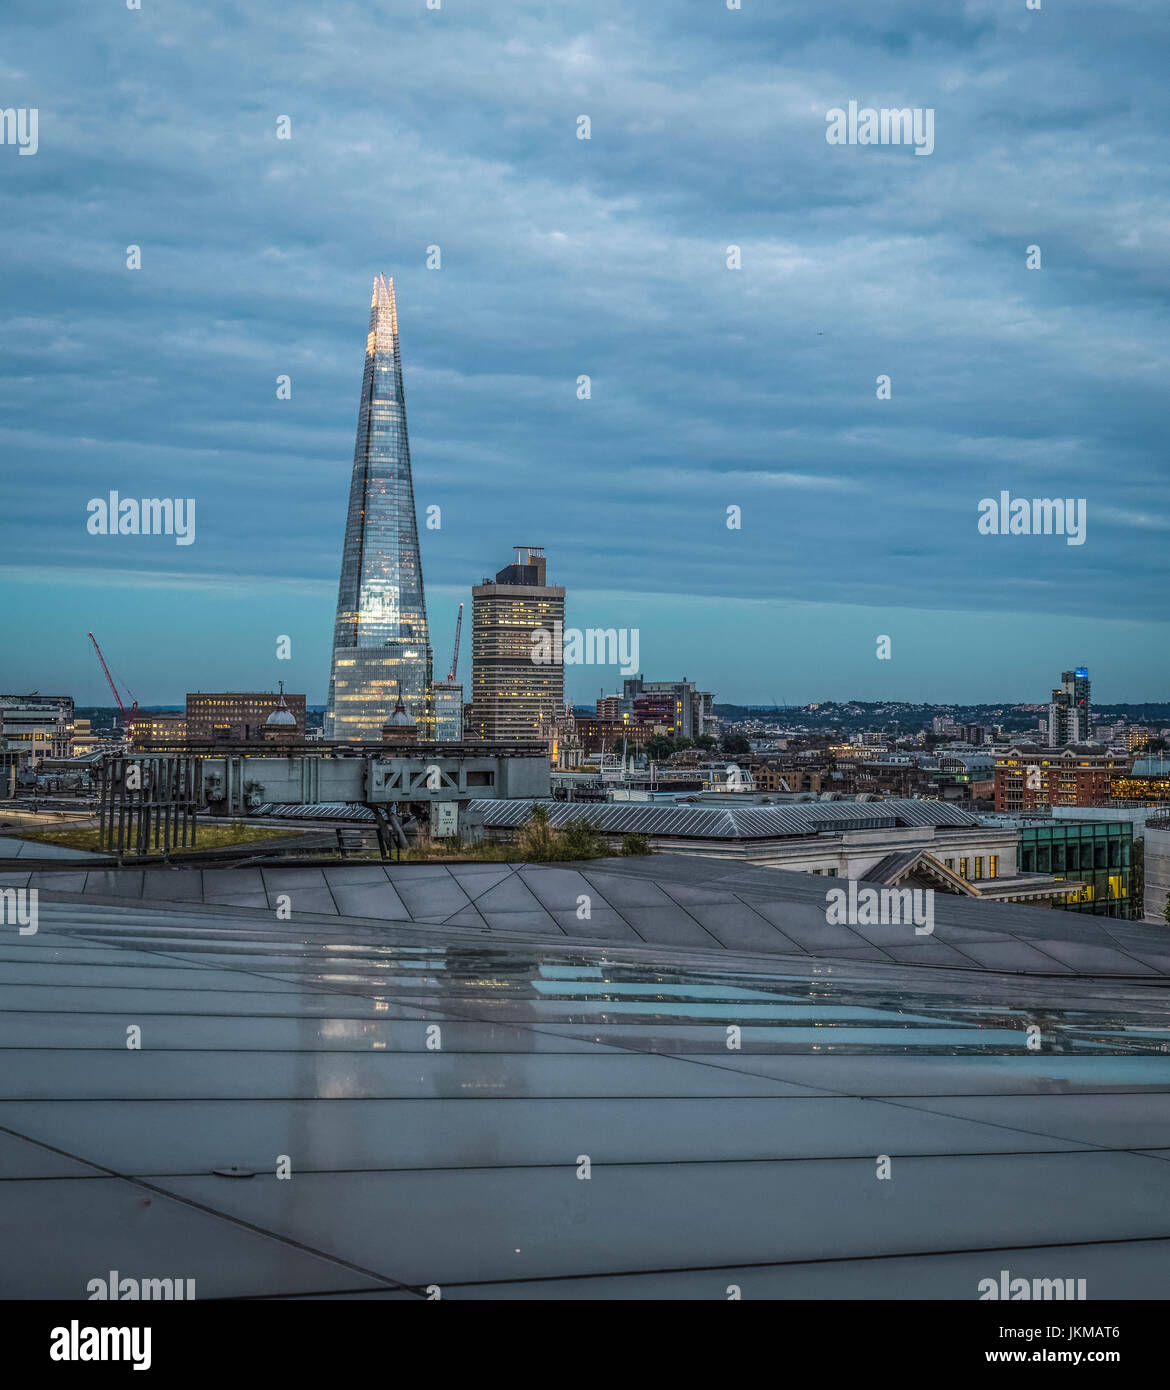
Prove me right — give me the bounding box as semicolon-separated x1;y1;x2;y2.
469;547;564;745
432;680;464;742
573;716;651;757
129;713;188;748
1019;821;1134;918
620;677;715;740
0;694;74;764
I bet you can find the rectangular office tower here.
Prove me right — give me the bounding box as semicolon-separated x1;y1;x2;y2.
470;547;565;745
325;275;433;740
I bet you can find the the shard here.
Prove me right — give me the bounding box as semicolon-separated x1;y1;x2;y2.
325;275;433;740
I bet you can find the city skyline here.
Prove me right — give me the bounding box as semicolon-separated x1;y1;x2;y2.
4;1;1170;1323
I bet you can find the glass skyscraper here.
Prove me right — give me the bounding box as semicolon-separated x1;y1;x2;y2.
325;275;433;741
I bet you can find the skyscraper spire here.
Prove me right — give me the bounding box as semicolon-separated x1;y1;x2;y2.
325;276;432;740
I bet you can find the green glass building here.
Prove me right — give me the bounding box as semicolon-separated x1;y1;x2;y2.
1019;821;1133;918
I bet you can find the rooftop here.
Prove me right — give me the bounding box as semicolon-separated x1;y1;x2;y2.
467;796;981;841
5;853;1170;1299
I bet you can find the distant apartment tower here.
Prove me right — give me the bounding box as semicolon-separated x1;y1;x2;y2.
469;547;564;744
693;685;713;737
1048;668;1091;747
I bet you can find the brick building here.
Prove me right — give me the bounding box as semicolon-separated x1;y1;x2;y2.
573;717;651;757
185;691;307;743
994;746;1125;813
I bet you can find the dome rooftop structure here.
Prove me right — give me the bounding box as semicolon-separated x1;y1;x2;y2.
381;698;419;746
386;699;415;728
265;684;298;729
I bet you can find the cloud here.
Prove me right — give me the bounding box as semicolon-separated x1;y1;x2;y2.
0;0;1166;698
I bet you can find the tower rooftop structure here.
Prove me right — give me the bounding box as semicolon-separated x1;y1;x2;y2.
265;694;297;729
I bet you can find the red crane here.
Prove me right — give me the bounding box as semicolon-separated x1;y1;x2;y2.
447;603;464;683
88;632;139;731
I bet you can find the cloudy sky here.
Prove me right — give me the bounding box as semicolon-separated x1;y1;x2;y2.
2;0;1167;708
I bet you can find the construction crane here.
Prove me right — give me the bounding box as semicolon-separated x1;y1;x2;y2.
88;632;138;732
446;603;464;682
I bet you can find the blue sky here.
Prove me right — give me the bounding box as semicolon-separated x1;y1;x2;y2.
1;0;1167;707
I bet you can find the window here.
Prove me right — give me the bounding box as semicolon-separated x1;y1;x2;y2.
974;857;984;880
959;858;969;880
989;855;998;879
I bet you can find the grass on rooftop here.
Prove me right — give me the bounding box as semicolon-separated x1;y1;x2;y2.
19;822;304;856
